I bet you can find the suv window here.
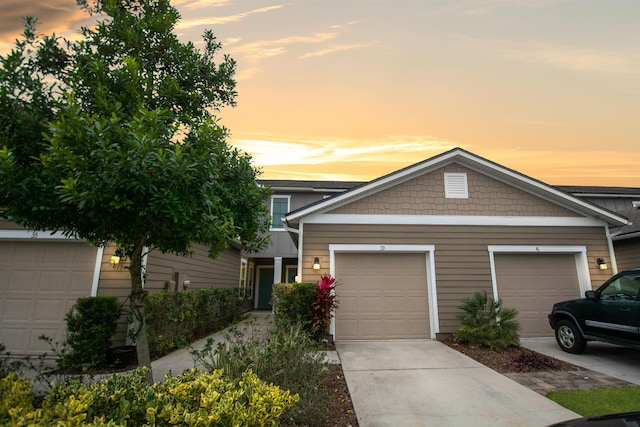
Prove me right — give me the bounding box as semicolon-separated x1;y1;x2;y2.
599;272;640;301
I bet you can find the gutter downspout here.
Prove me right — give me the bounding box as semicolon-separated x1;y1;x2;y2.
285;219;303;283
604;224;618;274
91;246;105;297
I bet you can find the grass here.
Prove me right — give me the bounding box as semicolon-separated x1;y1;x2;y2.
547;386;640;416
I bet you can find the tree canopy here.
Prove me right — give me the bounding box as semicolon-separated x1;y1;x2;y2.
0;0;271;380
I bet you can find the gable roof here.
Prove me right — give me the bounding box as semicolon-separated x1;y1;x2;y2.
610;206;640;241
258;179;364;193
284;147;629;227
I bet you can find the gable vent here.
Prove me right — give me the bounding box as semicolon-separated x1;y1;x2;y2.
444;173;468;199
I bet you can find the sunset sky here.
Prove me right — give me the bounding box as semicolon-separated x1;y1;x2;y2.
1;0;638;186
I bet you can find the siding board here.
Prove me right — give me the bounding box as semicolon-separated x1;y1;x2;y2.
302;223;609;334
329;164;580;218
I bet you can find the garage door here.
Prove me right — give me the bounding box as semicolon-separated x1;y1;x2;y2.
495;253;581;337
0;241;97;355
335;252;429;340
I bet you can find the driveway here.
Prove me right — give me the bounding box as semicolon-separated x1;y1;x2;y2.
336;340;579;427
521;337;640;385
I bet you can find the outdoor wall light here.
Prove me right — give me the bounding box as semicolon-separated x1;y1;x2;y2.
110;248;125;266
596;258;608;270
312;257;321;270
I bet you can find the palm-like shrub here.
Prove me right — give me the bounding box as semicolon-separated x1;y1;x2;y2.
453;291;520;351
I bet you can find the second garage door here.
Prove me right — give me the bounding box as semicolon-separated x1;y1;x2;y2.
495;253;582;337
334;252;429;340
0;241;97;355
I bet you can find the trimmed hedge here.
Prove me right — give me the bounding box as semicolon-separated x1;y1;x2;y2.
0;368;298;426
63;296;121;370
145;288;244;358
272;282;315;331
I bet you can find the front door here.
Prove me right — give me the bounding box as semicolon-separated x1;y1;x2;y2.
257;267;274;309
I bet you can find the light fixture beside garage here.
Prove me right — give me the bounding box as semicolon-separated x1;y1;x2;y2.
596;258;608;270
313;257;321;270
110;248;125;266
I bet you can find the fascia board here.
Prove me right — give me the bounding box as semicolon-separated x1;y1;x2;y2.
285;150;462;223
300;214;607;227
285;148;629;227
0;229;82;241
453;155;629;227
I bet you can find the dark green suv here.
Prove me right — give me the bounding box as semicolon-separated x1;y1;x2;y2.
548;269;640;354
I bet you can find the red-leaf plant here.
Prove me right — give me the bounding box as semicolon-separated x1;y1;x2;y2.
310;275;339;339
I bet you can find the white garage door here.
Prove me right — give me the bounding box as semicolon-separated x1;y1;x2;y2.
335;252;429;340
495;253;581;337
0;241;97;355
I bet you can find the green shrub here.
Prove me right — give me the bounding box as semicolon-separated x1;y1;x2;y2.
145;287;244;358
272;282;316;331
191;320;331;426
62;296;121;370
2;367;297;426
453;290;520;351
0;373;34;425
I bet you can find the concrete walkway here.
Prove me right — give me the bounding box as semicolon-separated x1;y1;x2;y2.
151;311;339;382
521;337;640;386
151;311;274;382
336;340;580;427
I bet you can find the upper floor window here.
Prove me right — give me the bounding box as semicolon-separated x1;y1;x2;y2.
270;195;290;230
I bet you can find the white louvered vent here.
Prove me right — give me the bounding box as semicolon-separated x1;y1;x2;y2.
444;173;468;199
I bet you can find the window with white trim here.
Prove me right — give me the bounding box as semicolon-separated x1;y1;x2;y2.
444;173;468;199
270;195;290;230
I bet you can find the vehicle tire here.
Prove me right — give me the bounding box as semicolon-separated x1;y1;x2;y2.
555;319;586;354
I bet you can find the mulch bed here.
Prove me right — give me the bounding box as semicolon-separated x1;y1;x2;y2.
441;337;634;395
324;364;358;426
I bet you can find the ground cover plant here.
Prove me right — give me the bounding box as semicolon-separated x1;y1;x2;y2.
547;386;640;417
191;318;334;426
0;367;297;426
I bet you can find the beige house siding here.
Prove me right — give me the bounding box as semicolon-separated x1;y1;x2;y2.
301;223;611;334
144;244;240;292
97;243;241;346
613;239;640;271
329;165;580;217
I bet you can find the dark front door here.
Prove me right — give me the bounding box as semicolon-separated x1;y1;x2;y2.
257;267;274;309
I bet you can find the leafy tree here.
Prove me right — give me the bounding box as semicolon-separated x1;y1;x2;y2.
0;0;271;382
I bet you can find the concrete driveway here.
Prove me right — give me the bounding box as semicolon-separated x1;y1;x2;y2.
336;340;579;427
521;337;640;385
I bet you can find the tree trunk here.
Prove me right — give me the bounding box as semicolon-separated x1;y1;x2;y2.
128;236;153;383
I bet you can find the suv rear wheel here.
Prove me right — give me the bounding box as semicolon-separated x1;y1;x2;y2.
555;319;586;354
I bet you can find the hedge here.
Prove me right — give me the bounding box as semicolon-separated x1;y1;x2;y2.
272;282;315;331
144;288;244;358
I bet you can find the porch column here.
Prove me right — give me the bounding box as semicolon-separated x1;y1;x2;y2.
273;257;283;284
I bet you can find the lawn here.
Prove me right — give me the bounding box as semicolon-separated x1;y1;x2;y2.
547;386;640;417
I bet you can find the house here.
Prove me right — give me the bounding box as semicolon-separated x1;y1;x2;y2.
2;147;636;355
282;148;630;340
609;206;640;271
244;180;362;309
556;186;640;272
0;219;243;356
